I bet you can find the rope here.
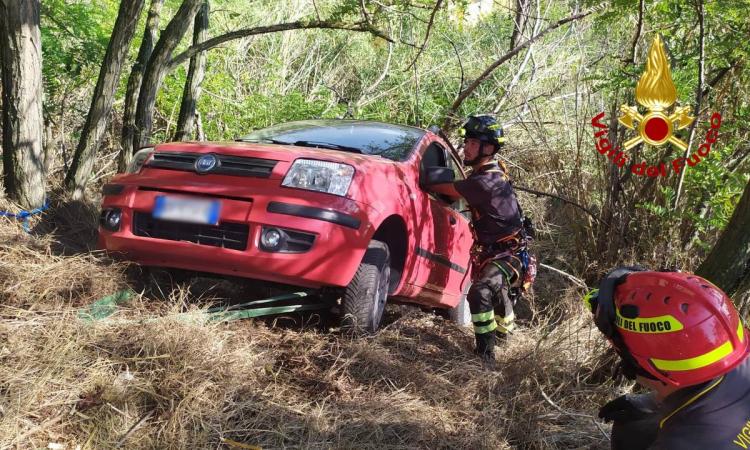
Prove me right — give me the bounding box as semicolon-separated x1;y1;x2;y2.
0;198;49;232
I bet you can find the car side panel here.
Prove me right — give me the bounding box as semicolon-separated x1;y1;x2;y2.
354;135;472;308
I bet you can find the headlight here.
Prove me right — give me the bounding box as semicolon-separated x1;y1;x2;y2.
282;159;354;196
127;147;155;174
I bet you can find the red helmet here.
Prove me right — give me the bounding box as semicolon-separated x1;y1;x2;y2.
586;269;749;387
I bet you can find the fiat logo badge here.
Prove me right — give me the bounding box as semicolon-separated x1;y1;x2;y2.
195;154;218;174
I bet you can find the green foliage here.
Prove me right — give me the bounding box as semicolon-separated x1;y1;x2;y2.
41;0;121;96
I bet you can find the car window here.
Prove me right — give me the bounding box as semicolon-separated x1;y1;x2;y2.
238;120;426;161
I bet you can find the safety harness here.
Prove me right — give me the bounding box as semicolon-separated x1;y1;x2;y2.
466;162;535;293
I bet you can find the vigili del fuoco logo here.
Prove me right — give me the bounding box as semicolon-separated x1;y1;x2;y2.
591;35;722;177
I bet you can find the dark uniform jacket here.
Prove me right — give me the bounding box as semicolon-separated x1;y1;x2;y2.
652;355;750;449
454;162;522;246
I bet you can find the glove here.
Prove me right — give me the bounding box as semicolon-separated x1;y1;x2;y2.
598;394;657;424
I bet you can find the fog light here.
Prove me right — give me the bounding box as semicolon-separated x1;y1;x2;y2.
261;227;283;250
100;208;122;232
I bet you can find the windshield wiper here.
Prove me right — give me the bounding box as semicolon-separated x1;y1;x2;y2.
236;138;291;145
289;140;363;154
237;138;363;154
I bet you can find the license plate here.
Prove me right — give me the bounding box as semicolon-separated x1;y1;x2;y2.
153;196;221;225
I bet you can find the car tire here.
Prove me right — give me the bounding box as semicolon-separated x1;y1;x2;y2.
448;281;472;327
341;240;391;335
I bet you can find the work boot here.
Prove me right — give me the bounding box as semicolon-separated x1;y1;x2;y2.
474;333;496;361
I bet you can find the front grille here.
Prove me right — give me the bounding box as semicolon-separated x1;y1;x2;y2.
133;212;249;251
147;152;277;178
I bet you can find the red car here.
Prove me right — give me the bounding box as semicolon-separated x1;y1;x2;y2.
98;120;473;332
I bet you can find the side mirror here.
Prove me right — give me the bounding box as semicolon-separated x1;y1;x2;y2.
422;166;455;186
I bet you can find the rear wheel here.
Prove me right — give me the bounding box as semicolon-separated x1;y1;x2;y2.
341;240;391;335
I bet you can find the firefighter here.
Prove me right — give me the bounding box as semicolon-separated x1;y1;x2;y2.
435;114;535;360
585;268;750;449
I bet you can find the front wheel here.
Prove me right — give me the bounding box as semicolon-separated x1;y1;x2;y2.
341;240;391;335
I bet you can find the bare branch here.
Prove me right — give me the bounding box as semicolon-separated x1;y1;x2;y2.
168;20;393;70
356;42;393;109
622;0;644;65
538;263;588;288
702;59;740;97
514;184;605;225
405;0;443;71
674;0;705;209
442;5;602;129
448;38;464;99
359;0;370;24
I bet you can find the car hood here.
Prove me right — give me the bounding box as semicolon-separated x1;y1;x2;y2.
154;141;400;167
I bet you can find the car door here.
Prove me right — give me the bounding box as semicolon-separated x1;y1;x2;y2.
416;141;461;302
443;151;473;298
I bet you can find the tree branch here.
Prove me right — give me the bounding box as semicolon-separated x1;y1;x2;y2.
622;0;644;65
514;184;605;225
405;0;442;71
673;0;705;209
702;59;740;97
448;38;464;99
168;20;393;70
442;5;602;129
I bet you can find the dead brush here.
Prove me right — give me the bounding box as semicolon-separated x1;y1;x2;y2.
0;200;627;449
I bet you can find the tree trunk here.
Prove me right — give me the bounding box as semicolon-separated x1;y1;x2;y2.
195;111;205;141
133;0;203;150
64;0;146;198
119;0;164;173
0;0;46;209
174;1;209;142
697;179;750;313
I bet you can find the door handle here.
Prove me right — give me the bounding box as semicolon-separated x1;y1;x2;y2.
449;215;457;225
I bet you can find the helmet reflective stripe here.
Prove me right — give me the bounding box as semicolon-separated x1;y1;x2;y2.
614;310;684;333
739;322;745;342
651;340;734;371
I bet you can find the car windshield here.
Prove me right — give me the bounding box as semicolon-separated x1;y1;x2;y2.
237;120;426;161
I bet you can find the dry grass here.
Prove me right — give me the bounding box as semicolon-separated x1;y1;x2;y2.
0;199;626;449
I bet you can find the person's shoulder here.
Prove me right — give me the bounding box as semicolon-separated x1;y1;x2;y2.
655;369;750;450
651;425;708;449
654;421;748;450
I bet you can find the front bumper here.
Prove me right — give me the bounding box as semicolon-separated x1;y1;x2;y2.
98;178;377;288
